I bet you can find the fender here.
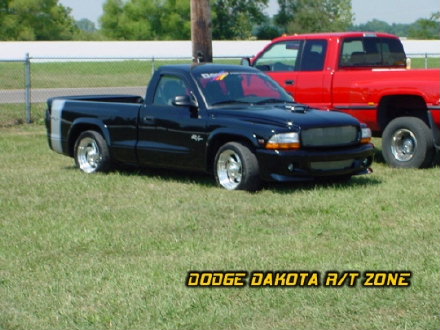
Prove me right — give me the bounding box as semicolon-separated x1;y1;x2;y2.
205;127;262;171
207;127;261;149
67;118;112;156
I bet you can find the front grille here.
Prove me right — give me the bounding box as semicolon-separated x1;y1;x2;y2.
310;159;354;171
301;126;358;147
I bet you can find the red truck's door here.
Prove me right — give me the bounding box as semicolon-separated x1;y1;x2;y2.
290;39;330;109
253;39;301;100
254;39;331;109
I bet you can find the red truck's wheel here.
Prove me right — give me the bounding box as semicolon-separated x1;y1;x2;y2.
74;130;111;173
214;142;261;191
382;117;434;168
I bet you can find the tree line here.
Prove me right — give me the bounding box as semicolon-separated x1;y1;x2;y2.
0;0;438;41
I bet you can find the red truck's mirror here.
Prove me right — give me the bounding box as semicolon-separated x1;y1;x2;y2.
240;58;251;66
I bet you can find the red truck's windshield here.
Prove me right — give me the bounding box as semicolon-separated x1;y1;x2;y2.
339;37;406;68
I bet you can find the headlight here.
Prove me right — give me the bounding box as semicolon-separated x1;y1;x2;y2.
360;125;372;144
266;132;300;150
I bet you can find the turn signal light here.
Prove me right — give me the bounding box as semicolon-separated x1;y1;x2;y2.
266;132;301;150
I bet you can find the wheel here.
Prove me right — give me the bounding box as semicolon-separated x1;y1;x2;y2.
382;117;435;168
214;142;261;191
74;130;111;173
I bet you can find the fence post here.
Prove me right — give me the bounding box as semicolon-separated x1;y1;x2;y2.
25;53;32;123
152;57;155;74
424;53;428;69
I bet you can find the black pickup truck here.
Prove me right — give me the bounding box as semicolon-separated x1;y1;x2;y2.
46;64;374;191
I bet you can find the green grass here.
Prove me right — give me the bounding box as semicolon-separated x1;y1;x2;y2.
0;126;439;329
411;57;440;69
0;104;46;127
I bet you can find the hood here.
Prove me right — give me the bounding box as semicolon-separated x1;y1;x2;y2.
209;104;360;129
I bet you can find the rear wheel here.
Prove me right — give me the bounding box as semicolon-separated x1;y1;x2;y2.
382;117;434;168
214;142;261;191
74;130;111;173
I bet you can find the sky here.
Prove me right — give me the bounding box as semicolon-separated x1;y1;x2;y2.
60;0;440;27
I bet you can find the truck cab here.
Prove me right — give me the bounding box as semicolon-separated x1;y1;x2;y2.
245;32;440;168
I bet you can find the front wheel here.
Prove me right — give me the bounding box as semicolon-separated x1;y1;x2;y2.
382;117;434;168
74;130;111;173
214;142;261;191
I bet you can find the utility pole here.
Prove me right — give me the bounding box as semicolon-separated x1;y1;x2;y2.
191;0;213;63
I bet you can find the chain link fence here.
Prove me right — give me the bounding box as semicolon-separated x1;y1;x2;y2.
0;55;243;126
0;53;439;126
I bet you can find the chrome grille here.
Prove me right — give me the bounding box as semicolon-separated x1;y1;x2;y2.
301;126;358;147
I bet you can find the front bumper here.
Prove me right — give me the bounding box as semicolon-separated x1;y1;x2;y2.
256;144;374;182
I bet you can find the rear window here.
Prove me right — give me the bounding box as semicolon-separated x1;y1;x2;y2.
340;37;406;68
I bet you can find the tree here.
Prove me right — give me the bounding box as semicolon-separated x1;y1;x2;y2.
76;19;97;33
100;0;191;40
0;0;77;40
211;0;269;40
408;12;440;39
350;19;411;37
275;0;353;34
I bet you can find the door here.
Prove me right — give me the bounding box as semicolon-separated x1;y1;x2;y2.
137;74;207;170
293;39;330;109
254;39;331;109
253;40;302;98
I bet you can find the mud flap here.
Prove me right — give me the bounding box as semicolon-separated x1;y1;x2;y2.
428;111;440;150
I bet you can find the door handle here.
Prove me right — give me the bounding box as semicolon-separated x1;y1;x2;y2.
285;80;295;86
143;116;155;124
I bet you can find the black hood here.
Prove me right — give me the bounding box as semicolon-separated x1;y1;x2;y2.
209;105;361;130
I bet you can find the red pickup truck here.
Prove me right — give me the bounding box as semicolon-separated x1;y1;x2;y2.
243;32;440;168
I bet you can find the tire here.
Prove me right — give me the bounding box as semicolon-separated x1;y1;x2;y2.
74;130;111;173
382;117;434;168
214;142;261;191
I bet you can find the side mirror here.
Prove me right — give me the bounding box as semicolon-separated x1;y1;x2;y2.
240;57;251;66
172;95;198;108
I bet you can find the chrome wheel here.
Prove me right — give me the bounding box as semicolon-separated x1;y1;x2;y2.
390;128;417;162
216;149;243;190
76;137;103;173
382;117;435;168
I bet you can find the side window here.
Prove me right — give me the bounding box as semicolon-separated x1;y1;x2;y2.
340;39;364;66
153;75;188;106
300;39;327;71
340;37;406;67
254;40;303;72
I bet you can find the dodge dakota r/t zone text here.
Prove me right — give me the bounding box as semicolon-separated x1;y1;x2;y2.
46;64;374;191
243;32;440;169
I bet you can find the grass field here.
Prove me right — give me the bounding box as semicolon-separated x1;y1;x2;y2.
0;124;439;330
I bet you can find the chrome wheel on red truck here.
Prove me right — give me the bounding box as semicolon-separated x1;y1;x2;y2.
382;117;435;168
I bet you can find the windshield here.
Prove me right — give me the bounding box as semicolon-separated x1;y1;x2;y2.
194;71;294;107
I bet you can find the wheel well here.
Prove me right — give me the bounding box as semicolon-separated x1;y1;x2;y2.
378;95;429;132
68;124;104;157
206;135;255;172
